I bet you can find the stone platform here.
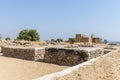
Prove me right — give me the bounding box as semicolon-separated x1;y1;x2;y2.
1;46;45;60
44;47;103;66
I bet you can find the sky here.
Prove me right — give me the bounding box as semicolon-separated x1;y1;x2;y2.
0;0;120;41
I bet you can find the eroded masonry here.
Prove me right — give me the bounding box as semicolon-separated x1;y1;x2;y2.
1;46;45;61
44;47;103;66
0;45;111;66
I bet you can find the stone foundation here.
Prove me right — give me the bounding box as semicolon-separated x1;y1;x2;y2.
44;47;103;66
2;46;45;60
34;50;117;80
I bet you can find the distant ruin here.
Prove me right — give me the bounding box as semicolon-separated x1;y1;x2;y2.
76;34;90;43
69;34;102;43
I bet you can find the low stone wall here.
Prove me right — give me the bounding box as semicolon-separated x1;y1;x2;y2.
44;47;103;66
34;50;118;80
2;46;45;60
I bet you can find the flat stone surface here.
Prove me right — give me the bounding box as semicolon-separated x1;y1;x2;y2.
65;47;102;51
48;47;102;51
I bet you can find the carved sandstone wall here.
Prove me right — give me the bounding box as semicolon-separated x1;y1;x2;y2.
2;46;45;60
44;47;103;66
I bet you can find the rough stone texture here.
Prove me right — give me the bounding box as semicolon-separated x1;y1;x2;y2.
34;48;45;60
55;50;119;80
44;47;103;66
2;46;45;60
34;50;117;80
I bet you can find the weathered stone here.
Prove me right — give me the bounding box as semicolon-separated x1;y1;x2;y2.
44;47;103;66
2;46;45;61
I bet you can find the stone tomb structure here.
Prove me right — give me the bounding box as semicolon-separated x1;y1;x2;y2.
1;46;45;61
44;47;103;66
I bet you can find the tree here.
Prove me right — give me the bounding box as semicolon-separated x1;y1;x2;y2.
5;37;11;40
17;29;30;40
28;29;40;41
51;39;56;42
69;38;75;44
56;38;63;42
17;29;40;41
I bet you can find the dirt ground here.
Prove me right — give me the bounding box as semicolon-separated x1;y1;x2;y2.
0;55;68;80
0;42;119;80
57;51;120;80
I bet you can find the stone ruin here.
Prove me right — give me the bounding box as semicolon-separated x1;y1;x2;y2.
34;50;118;80
0;45;113;66
1;46;45;61
44;47;103;66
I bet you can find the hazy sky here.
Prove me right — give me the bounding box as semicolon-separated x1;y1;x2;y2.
0;0;120;41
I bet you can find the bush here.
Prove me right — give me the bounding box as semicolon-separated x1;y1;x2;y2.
69;38;75;44
56;38;63;42
17;29;40;41
5;37;11;40
51;39;56;42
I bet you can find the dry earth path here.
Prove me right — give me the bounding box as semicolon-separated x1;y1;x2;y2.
0;55;68;80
